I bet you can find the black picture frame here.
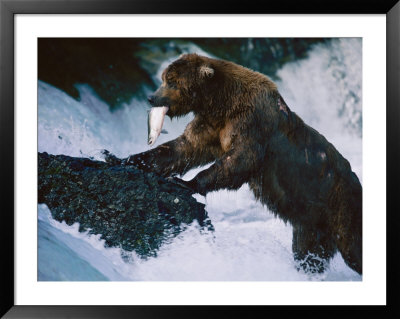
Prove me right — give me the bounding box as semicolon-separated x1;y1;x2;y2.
1;0;399;318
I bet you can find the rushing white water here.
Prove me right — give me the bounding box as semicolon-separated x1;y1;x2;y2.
38;39;362;281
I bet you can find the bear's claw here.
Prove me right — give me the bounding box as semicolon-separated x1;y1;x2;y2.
166;176;198;194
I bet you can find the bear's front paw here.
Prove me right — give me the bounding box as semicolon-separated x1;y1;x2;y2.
166;177;195;193
123;153;153;170
166;177;208;195
175;177;207;196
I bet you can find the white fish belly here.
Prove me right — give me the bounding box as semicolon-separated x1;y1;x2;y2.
147;106;169;146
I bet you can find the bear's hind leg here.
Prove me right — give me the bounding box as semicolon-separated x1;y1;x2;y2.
336;230;362;275
292;224;336;274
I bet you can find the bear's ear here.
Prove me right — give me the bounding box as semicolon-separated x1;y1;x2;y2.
199;65;214;79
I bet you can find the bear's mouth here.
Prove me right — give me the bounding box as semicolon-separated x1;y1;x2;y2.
147;106;169;146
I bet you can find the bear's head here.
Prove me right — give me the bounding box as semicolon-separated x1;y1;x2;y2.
147;53;215;118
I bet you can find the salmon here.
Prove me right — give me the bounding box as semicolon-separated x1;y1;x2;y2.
147;106;169;146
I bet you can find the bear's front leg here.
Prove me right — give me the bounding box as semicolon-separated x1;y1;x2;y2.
122;136;189;177
185;143;264;196
119;135;217;178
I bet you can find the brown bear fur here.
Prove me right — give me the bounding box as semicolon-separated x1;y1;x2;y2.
121;53;362;275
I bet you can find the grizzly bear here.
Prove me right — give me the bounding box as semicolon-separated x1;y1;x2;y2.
113;53;362;275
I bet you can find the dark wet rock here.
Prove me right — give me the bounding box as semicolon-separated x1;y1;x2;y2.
38;152;212;258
